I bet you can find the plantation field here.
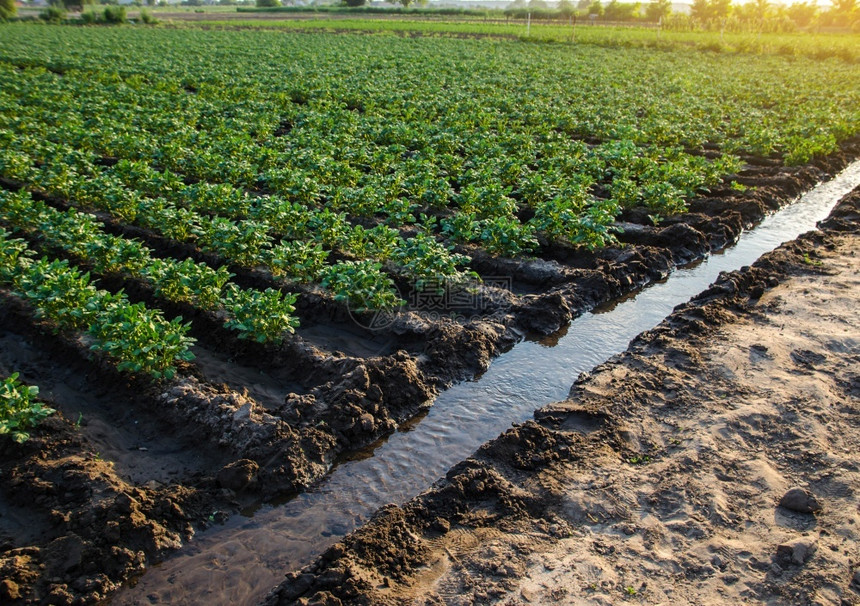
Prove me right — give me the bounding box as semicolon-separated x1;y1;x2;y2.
0;22;859;604
161;13;860;63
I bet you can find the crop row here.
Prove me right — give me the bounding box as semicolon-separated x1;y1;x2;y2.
0;63;742;257
0;229;195;379
0;188;300;343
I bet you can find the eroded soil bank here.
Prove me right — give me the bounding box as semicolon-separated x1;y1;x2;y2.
267;188;860;605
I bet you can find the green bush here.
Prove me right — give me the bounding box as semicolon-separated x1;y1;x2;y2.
40;5;67;22
103;5;127;23
0;0;17;20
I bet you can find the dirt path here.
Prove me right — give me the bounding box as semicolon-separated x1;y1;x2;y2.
268;189;860;605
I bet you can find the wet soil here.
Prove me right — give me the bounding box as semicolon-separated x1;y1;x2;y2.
265;187;860;605
0;145;858;604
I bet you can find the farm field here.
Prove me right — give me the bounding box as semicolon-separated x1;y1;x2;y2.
161;13;860;64
0;22;858;604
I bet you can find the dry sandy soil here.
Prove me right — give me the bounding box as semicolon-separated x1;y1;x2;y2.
268;189;860;606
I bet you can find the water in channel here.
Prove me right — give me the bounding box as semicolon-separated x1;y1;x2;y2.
113;161;860;606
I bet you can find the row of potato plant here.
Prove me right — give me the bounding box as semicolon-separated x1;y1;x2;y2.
0;229;194;379
0;188;300;343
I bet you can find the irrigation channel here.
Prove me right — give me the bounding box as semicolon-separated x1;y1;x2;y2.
113;160;860;606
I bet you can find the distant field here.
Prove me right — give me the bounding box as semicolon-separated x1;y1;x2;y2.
112;8;860;63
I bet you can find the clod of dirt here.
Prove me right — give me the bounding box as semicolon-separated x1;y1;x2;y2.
778;487;822;513
217;459;259;492
775;538;818;566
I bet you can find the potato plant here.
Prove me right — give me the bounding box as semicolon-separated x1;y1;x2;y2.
0;373;54;444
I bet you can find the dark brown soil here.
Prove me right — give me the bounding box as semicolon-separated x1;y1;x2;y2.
263;188;860;605
0;413;218;605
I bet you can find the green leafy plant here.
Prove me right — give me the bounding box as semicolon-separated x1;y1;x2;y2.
196;217;274;268
392;232;472;290
222;285;299;343
144;257;234;310
270;240;329;283
0;373;54;443
320;260;403;311
88;297;195;379
479;216;537;257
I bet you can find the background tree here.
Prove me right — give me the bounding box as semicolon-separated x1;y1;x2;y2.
690;0;711;21
604;0;639;20
558;0;575;16
645;0;671;21
786;0;818;27
827;0;857;25
751;0;770;20
0;0;16;20
49;0;94;10
710;0;731;19
528;0;549;9
256;0;281;6
587;0;604;16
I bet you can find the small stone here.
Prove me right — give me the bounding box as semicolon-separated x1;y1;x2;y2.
776;538;818;566
432;517;450;533
852;569;860;586
232;403;253;423
216;459;259;492
358;413;375;433
0;579;20;600
779;487;822;513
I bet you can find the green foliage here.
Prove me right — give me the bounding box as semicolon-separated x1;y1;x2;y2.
320;260;403;311
0;25;857;311
0;0;16;21
103;5;127;23
392;232;472;290
256;0;280;6
144;257;233;310
0;374;54;444
14;258;101;332
270;240;329;282
222;285;298;343
40;5;67;22
645;0;671;21
88;298;195;379
479;216;537;257
604;0;641;21
196;217;273;267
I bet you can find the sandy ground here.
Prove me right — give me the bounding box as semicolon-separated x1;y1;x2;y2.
492;234;860;606
268;190;860;605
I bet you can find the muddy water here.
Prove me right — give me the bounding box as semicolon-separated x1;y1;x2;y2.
112;161;860;606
